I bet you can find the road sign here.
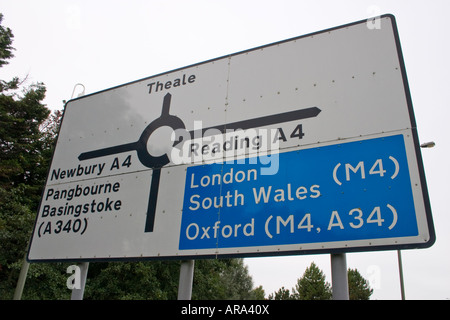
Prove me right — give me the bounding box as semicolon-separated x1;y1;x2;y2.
28;14;434;262
180;134;422;250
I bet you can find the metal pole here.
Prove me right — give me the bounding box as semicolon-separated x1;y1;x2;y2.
177;260;195;300
71;262;89;300
330;253;349;300
397;250;406;300
13;253;30;300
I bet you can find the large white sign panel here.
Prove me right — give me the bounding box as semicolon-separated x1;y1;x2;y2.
28;15;434;262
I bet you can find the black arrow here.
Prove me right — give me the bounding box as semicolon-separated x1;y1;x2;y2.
191;106;321;137
173;106;321;146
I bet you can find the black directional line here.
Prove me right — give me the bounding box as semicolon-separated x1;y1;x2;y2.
188;106;321;138
145;168;161;233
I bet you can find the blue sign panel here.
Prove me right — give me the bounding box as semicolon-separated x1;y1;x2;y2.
179;134;418;250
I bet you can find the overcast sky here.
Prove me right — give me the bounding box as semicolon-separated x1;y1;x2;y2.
2;0;450;300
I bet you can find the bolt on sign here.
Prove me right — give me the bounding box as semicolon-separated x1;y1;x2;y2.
28;15;434;262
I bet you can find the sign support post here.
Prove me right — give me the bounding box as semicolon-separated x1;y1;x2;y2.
397;250;406;300
70;262;89;300
177;260;195;300
330;253;349;300
13;252;29;300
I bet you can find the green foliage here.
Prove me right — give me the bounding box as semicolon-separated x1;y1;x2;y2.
84;261;180;300
0;13;59;300
216;259;254;299
0;13;19;93
269;262;373;300
251;285;265;300
348;268;373;300
20;262;72;300
292;262;332;300
0;83;50;194
0;13;14;68
81;258;260;300
193;258;264;300
268;286;292;300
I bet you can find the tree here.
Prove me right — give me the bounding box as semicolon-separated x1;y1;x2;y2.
219;259;255;299
0;13;14;68
269;263;373;300
251;285;265;300
0;13;20;93
0;12;61;300
192;259;261;300
348;268;373;300
268;286;292;300
82;259;261;300
292;262;332;300
84;261;180;300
